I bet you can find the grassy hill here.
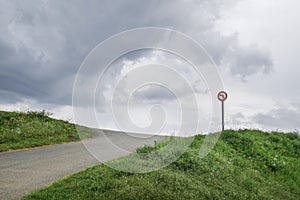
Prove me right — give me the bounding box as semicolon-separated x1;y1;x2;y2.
23;129;300;200
0;110;94;152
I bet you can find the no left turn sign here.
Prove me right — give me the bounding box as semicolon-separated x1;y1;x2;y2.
217;90;228;131
217;91;228;102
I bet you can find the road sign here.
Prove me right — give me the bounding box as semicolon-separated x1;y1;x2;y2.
217;91;228;102
217;91;228;131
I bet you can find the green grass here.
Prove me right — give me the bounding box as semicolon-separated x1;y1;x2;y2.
23;129;300;200
0;110;95;152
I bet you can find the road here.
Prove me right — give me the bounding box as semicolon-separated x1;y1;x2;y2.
0;129;167;200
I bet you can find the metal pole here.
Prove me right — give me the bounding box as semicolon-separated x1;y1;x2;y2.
222;101;224;131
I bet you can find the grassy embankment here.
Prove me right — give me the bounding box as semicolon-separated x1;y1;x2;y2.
0;110;95;152
23;129;300;200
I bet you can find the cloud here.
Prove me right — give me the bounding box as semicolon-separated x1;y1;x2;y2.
221;43;273;79
114;50;209;101
252;103;300;131
0;0;273;130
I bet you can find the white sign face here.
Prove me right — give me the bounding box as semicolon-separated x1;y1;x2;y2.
217;91;228;102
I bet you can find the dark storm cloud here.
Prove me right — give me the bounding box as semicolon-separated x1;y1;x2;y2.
0;0;272;106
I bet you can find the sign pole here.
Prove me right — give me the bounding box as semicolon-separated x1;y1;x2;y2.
217;91;228;132
222;101;224;131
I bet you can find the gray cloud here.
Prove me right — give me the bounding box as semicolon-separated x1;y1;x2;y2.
131;85;176;103
0;0;272;107
252;104;300;131
222;43;273;79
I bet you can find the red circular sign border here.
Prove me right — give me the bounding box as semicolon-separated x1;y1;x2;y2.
217;91;228;102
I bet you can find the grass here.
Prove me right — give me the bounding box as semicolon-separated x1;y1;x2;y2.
23;129;300;200
0;110;95;152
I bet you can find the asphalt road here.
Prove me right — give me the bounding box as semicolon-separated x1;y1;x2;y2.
0;129;167;200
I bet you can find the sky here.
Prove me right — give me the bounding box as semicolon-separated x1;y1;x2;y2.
0;0;299;135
